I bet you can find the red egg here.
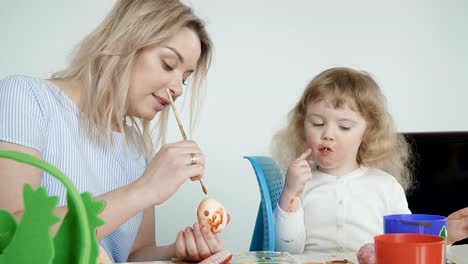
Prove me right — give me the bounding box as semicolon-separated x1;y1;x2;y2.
357;243;376;264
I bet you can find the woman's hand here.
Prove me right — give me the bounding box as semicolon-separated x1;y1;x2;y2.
138;140;205;205
447;207;468;245
174;222;224;261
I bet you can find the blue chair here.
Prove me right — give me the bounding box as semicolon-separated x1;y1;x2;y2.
244;156;285;252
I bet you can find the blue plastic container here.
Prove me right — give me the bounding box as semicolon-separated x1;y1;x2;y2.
384;214;447;238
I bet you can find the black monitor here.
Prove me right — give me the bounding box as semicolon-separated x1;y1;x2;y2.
404;131;468;245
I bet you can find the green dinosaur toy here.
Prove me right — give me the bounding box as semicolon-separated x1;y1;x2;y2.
0;150;106;264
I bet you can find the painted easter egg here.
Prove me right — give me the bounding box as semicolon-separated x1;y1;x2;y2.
197;198;228;233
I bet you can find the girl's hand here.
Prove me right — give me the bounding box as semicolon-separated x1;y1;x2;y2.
139;140;205;205
279;149;312;212
174;222;224;261
447;207;468;245
284;148;312;198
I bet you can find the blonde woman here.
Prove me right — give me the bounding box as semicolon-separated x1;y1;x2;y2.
0;0;224;262
272;67;468;255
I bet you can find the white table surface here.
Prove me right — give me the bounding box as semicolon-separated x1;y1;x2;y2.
122;244;468;264
448;244;468;264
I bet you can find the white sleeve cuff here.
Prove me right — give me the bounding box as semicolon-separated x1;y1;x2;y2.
276;200;304;219
275;201;305;240
274;200;306;253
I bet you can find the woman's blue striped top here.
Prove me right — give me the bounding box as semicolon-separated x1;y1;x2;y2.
0;75;147;263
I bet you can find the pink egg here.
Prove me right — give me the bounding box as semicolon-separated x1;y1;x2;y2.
356;243;376;264
197;198;228;233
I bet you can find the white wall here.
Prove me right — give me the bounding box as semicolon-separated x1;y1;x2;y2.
1;0;467;253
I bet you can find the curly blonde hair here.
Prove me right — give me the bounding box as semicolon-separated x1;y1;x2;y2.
272;67;413;191
52;0;212;158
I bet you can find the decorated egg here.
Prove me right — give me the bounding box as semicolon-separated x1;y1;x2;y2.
197;198;228;233
357;243;376;264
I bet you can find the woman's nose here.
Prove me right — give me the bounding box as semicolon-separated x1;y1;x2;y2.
167;80;183;98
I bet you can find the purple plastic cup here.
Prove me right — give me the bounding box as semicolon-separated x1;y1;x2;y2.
383;214;447;238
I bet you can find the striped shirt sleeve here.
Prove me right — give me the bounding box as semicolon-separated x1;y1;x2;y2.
0;75;47;152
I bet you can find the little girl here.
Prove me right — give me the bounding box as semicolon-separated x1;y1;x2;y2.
272;67;467;254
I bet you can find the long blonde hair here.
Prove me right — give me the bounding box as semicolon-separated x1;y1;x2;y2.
52;0;212;158
272;67;413;191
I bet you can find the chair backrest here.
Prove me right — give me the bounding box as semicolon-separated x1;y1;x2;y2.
244;156;284;252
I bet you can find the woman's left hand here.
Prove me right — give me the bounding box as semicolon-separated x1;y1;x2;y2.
447;207;468;245
98;245;113;264
174;222;224;261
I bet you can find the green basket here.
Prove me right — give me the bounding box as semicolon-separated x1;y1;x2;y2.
0;150;105;264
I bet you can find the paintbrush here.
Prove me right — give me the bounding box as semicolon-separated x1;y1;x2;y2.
165;88;208;195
